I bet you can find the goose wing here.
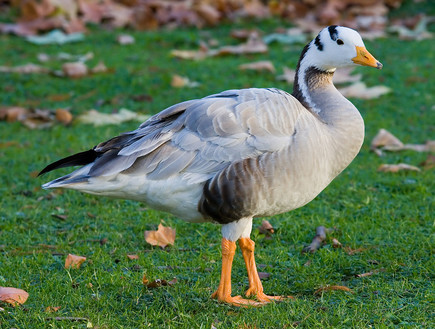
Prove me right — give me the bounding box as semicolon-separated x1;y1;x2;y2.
47;88;305;185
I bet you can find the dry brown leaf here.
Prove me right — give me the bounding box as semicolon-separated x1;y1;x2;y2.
45;306;61;313
90;61;108;74
314;285;353;295
332;238;342;248
258;220;274;235
77;109;150;126
420;154;435;170
144;223;176;248
371;129;435;155
195;3;220;25
333;67;362;84
239;61;275;73
55;109;73;125
0;63;50;74
344;246;367;255
356;268;385;278
302;226;327;254
0;287;29;306
65;254;86;269
144;277;177;288
78;0;104;23
21;109;55;129
258;272;270;280
170;49;209;60
117;34;135;45
371;128;404;152
338;82;391;99
213;34;268;56
0;107;29;122
62;62;88;78
230;29;259;40
377;163;421;173
127;254;139;260
171;74;200;88
276;66;296;84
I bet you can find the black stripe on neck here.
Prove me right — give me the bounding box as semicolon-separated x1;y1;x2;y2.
293;63;334;111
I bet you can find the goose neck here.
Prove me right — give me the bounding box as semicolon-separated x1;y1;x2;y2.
292;61;338;116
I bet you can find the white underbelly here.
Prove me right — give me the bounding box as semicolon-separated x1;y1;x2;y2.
70;173;208;222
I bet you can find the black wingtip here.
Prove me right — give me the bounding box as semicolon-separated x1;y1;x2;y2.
38;149;98;177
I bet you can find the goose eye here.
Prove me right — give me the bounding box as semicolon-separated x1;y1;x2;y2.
337;39;344;45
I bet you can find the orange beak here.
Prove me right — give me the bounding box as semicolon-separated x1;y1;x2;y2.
352;46;383;69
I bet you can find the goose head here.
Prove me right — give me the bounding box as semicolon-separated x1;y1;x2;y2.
303;25;383;72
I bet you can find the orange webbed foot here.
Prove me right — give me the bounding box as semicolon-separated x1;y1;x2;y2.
211;291;263;307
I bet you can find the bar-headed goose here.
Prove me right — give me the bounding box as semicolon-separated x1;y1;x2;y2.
40;25;382;306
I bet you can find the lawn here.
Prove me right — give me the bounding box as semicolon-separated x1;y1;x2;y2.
0;5;434;329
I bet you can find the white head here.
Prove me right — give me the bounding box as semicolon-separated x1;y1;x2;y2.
302;25;382;72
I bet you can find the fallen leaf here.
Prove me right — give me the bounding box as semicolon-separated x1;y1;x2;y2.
344;246;367;255
356;269;385;278
62;62;88;78
65;254;86;269
0;287;29;306
0;63;50;74
333;67;362;84
39;52;94;63
21;109;55;129
55;109;73;125
171;74;200;88
90;61;108;74
371;129;435;155
420;154;435;170
213;34;268;56
302;226;327;254
144;223;176;248
230;29;259;40
258;272;270;280
77;109;150;126
258;220;274;234
338;82;391;99
170;49;209;60
276;66;296;84
0;107;29;122
239;61;275;73
195;3;220;25
127;254;139;260
117;34;135;45
314;285;353;295
388;15;434;40
377;163;421;173
51;213;68;221
45;306;61;312
332;238;342;248
143;276;177;288
26;29;85;45
263;31;306;45
371;129;404;152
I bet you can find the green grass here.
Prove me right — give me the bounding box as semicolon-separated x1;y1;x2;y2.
1;9;434;329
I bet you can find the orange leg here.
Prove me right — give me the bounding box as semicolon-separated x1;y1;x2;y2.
211;238;261;307
239;237;286;303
